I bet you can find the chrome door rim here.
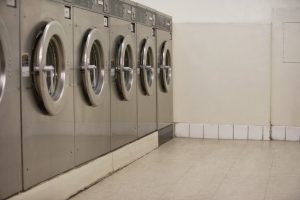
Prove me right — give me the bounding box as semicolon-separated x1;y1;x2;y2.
0;18;9;105
160;41;172;93
33;21;68;115
140;38;154;96
116;35;135;101
81;28;105;107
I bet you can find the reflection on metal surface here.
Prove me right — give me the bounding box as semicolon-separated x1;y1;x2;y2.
81;29;105;106
33;21;67;115
140;39;154;96
0;40;6;103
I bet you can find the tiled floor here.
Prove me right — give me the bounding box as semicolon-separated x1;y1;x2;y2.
71;138;300;200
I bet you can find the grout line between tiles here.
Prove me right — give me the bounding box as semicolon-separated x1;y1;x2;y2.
158;165;194;200
262;147;275;200
209;142;248;200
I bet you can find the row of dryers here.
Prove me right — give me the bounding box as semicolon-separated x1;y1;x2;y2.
0;0;173;199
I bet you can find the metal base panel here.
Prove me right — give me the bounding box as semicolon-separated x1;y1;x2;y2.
0;1;22;199
158;124;174;146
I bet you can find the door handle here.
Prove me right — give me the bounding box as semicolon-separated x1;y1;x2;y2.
141;65;154;73
34;65;56;95
122;67;133;72
160;65;171;70
82;65;97;88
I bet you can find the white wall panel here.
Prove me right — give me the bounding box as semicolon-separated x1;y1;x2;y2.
173;23;271;125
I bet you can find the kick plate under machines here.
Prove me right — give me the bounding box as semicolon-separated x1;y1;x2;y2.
72;0;111;166
0;1;22;199
20;0;74;189
110;0;138;150
135;3;157;138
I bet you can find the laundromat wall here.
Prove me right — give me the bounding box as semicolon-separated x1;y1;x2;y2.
136;0;300;129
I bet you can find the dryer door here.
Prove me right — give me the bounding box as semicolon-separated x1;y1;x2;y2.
115;35;135;101
33;21;68;115
140;38;154;96
159;41;172;93
0;19;8;104
81;29;105;107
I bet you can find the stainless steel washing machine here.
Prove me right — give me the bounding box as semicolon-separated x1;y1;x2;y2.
20;0;74;189
0;1;22;199
156;12;174;145
110;0;138;150
72;0;111;166
135;3;157;138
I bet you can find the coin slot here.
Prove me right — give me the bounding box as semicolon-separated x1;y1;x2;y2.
64;6;71;19
152;28;156;37
104;16;109;27
131;23;135;33
98;0;104;5
6;0;16;7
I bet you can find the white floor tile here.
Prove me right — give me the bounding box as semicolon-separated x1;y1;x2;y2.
219;124;233;139
204;124;219;139
70;138;300;200
175;123;190;138
272;126;286;141
233;125;248;140
190;123;204;139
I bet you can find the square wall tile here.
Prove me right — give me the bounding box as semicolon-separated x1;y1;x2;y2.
286;127;300;141
204;124;219;139
190;124;204;139
234;125;248;140
248;125;263;140
219;124;233;139
271;126;286;141
175;123;190;138
263;126;271;141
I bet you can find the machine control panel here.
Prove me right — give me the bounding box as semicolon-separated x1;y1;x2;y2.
72;0;109;14
135;5;156;27
110;0;136;21
156;13;172;32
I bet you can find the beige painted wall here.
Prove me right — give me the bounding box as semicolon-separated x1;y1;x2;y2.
135;0;300;127
173;23;271;125
135;0;300;23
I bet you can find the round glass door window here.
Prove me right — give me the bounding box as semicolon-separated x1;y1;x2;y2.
45;37;61;98
33;21;68;115
160;41;172;93
140;39;154;96
115;35;135;101
81;29;105;107
123;46;133;91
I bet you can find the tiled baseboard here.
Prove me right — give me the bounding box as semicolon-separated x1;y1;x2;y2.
175;123;300;142
9;132;158;200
